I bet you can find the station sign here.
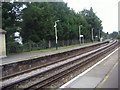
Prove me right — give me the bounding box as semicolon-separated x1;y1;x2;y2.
80;35;83;37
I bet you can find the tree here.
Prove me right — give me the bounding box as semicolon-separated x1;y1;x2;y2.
81;7;103;41
2;2;24;42
22;2;56;43
109;31;119;39
3;2;104;52
2;2;24;53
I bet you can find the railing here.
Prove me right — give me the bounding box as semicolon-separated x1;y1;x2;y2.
6;39;92;54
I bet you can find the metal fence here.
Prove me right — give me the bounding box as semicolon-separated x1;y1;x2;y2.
6;39;92;54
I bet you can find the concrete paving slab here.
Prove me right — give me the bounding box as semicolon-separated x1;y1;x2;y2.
1;44;89;65
60;47;119;88
99;62;118;88
66;76;102;88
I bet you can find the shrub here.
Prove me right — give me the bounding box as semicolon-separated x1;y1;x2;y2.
7;42;23;54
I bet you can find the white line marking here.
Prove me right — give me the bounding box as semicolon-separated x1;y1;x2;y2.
60;47;120;88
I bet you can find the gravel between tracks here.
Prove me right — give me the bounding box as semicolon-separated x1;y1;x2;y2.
2;42;112;89
2;43;107;86
48;46;118;88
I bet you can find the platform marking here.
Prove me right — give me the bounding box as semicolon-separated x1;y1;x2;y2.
60;47;120;88
96;61;118;88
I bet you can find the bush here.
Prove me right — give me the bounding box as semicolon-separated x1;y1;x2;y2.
117;35;120;39
23;40;35;52
7;42;23;54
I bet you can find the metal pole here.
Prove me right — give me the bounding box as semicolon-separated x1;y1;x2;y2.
55;22;58;50
99;29;101;41
92;28;94;42
83;36;84;43
79;25;81;44
107;32;109;40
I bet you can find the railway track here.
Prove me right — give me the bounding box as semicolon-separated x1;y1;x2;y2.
2;40;118;90
2;41;108;80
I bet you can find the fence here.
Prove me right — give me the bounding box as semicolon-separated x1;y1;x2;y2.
6;39;92;54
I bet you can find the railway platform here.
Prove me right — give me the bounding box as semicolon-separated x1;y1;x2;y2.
1;42;102;65
60;47;119;89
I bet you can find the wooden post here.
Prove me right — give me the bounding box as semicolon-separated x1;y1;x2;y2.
48;40;51;48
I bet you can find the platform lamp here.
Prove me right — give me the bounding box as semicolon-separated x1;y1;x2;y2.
92;28;94;42
79;25;82;44
54;20;60;50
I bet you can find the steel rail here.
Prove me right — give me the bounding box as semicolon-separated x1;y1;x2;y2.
2;41;117;89
1;41;109;80
25;40;118;89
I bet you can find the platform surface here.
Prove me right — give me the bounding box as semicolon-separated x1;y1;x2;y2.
60;47;119;89
1;42;101;65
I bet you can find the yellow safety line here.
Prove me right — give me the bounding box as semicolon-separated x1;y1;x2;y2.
96;62;118;88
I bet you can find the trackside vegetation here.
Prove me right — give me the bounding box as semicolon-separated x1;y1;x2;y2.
2;2;116;54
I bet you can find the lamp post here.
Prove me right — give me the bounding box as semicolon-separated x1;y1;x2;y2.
83;35;84;43
107;32;109;40
99;29;101;41
79;25;82;44
54;20;60;50
92;28;94;42
95;36;98;41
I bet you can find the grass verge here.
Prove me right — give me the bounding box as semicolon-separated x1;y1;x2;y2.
23;42;98;54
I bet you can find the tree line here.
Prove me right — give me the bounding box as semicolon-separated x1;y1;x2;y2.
2;2;108;53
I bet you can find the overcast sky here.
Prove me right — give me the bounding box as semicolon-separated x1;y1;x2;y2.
63;0;119;33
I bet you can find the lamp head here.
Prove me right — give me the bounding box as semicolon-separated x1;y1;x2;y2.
56;20;60;22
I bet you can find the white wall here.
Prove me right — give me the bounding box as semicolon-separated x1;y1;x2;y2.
0;33;6;58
